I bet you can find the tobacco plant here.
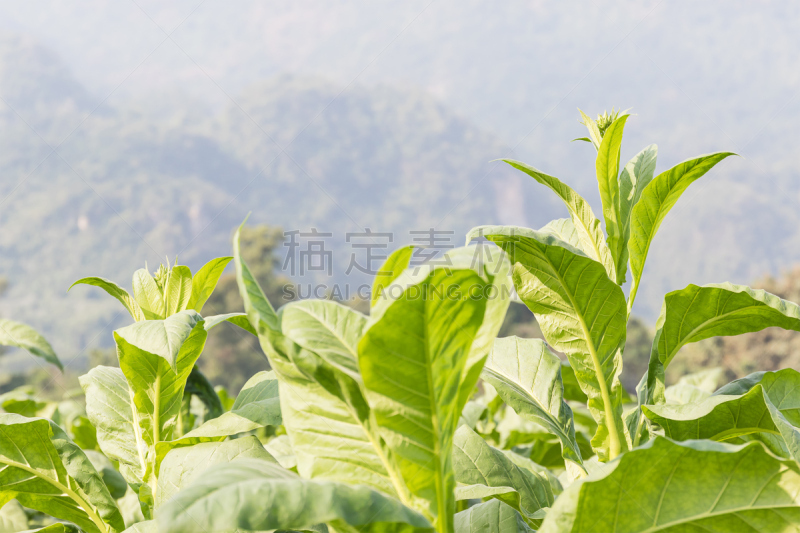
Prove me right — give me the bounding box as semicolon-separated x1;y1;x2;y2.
3;110;800;533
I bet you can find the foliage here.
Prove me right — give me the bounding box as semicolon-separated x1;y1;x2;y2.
4;110;800;533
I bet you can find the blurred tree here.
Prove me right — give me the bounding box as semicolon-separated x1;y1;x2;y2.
199;225;295;393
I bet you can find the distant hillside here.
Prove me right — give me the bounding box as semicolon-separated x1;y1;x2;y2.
0;35;551;370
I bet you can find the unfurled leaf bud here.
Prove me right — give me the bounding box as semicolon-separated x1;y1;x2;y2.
153;264;169;291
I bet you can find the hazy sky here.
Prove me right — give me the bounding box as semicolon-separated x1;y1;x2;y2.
2;1;800;325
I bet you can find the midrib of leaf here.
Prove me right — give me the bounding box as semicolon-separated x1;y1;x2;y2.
482;367;572;448
635;448;795;533
422;297;449;533
664;304;764;363
127;387;147;477
0;457;108;533
549;257;621;459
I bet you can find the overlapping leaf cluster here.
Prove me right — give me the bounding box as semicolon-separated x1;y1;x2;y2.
3;110;800;533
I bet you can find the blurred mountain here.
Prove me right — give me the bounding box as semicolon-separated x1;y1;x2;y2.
3;1;800;374
0;34;546;371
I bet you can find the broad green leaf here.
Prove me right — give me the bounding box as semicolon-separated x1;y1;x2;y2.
23;525;80;533
643;384;800;461
560;361;588;403
372;245;414;308
359;250;493;527
454;499;534;533
232;223;407;503
615;144;657;286
468;225;627;461
501;160;616;282
68;278;145;322
0;500;28;532
595;114;629;285
577;109;602;150
0;414;125;533
163;266;192;316
265;434;297;470
155;459;433;533
642;283;800;408
539;437;800;533
627;152;736;311
482;337;583;469
664;367;723;405
0;319;61;370
121;521;156;533
186;256;232;312
131;270;164;321
153;370;281;469
202;312;257;335
80;366;145;484
455;247;511;417
183;365;223;422
453;425;553;525
270;304;404;499
155;436;276;507
85;451;128;500
540;218;582;251
236;270;409;504
280;299;368;380
114;311;208;457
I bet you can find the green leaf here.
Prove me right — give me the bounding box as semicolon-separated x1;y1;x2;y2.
560;361;588;403
642;283;800;408
0;414;125;533
114;311;208;460
232;224;411;506
453;425;553;525
0;319;61;370
153;370;281;470
85;450;128;500
23;525;81;533
664;367;723;405
501;160;617;282
183;365;223;422
454;499;534;533
595;114;629;286
280;299;368;380
452;246;511;418
121;520;156;533
482;337;582;468
202;312;257;335
155;459;433;533
616;144;658;286
468;225;627;461
570;137;592;144
0;500;28;532
186;256;232;312
233;221;280;333
69;278;145;322
577;109;602;150
163;266;192;317
539;437;800;533
540;218;582;251
359;247;497;528
372;245;414;308
155;436;276;508
627;152;736;311
131;270;164;321
643;384;800;462
80;366;146;484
